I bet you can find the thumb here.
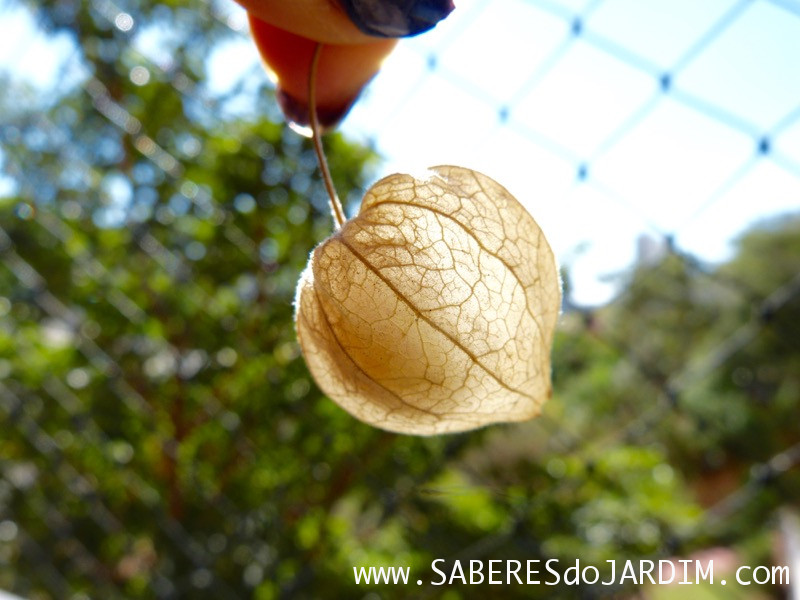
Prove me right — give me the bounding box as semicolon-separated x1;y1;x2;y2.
249;14;397;130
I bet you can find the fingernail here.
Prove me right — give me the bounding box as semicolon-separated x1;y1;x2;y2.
336;0;455;38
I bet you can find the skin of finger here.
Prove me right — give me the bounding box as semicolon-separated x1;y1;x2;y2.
249;15;398;112
235;0;379;44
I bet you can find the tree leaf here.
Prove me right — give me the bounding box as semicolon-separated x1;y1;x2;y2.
295;166;561;435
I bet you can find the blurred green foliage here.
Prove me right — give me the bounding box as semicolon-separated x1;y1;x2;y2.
0;1;799;599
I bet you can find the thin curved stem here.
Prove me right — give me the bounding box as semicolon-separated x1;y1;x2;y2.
309;43;346;230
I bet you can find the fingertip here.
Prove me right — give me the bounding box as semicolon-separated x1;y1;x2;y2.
277;89;353;132
249;14;397;129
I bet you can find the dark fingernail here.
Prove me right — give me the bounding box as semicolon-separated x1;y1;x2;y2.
336;0;455;38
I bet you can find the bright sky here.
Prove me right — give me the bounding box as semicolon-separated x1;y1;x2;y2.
2;0;799;305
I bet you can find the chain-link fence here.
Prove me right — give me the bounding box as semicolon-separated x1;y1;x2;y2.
1;0;799;598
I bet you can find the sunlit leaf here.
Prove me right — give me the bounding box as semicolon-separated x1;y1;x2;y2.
295;165;561;435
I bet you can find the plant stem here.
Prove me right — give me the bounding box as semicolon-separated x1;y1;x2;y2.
309;43;346;230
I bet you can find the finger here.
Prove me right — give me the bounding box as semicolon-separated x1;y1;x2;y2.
249;14;397;129
236;0;375;44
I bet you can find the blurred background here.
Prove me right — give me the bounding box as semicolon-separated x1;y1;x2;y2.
0;0;799;598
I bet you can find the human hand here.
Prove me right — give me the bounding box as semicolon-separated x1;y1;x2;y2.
237;0;454;129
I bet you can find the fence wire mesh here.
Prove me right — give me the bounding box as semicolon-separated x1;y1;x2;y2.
0;0;799;599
